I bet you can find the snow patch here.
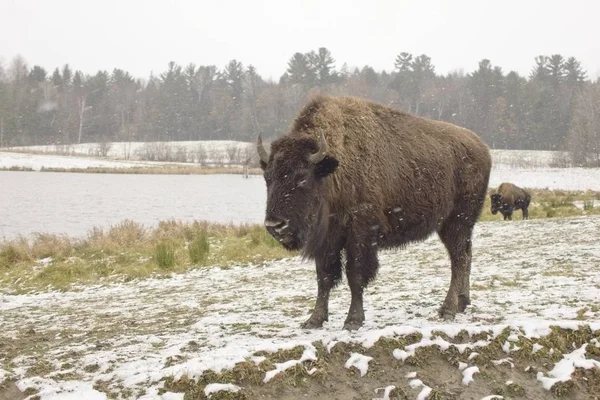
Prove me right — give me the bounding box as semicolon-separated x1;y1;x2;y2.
204;383;241;397
492;358;514;368
344;352;373;377
373;385;396;400
263;346;317;383
16;378;107;400
537;343;600;390
462;366;479;385
532;343;544;354
417;385;433;400
0;368;9;384
408;379;423;389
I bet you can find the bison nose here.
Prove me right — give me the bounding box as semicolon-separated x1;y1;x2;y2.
264;217;288;236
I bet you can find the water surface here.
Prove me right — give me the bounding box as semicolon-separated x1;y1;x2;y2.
0;171;267;240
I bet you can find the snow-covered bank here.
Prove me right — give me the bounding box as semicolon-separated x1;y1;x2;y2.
488;167;600;191
0;151;189;171
2;141;566;168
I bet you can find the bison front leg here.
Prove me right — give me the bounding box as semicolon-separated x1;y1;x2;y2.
301;252;342;329
437;221;474;320
342;240;378;331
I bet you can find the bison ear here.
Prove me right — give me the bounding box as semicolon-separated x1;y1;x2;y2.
259;159;268;171
313;155;339;179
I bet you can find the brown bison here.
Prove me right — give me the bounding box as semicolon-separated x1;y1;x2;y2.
490;182;531;220
256;95;492;330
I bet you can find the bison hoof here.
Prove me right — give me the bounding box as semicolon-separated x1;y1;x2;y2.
301;314;327;329
342;318;364;331
438;306;457;321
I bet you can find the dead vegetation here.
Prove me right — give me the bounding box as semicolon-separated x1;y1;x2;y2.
0;219;295;293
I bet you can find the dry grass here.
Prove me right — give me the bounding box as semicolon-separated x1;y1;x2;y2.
0;219;294;293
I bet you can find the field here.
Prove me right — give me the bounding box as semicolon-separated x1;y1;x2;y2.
2;145;600;399
2;215;600;400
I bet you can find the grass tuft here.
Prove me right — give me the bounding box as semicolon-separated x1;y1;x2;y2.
188;232;210;264
154;241;177;269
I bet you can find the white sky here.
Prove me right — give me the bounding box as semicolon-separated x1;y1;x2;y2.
1;0;599;81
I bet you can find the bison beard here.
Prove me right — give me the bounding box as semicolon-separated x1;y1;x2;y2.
258;95;492;331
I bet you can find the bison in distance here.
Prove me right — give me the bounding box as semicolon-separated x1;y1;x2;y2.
490;182;532;220
257;95;492;331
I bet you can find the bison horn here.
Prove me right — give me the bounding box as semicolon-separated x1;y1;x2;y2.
256;133;269;164
309;131;328;164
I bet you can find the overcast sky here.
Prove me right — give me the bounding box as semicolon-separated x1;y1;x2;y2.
1;0;599;81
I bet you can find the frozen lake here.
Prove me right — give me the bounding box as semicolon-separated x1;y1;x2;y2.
2;167;600;240
0;172;267;240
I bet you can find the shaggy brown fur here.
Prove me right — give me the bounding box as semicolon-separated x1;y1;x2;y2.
490;182;531;220
257;95;492;330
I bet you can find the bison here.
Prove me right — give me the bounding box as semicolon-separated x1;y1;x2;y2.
490;182;531;220
256;95;492;330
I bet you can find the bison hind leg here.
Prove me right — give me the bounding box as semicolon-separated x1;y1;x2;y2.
342;236;379;331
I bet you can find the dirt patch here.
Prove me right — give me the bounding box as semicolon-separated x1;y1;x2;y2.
0;381;26;400
158;328;600;400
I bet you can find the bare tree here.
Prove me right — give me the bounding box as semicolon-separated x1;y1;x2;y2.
173;146;188;162
95;138;112;157
196;144;207;165
76;96;88;144
226;144;240;164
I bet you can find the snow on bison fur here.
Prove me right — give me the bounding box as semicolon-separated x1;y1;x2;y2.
490;182;531;220
256;95;492;330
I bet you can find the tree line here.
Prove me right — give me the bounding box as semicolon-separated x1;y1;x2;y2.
0;48;598;166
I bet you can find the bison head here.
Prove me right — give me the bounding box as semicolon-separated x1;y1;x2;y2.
257;132;339;250
490;193;503;215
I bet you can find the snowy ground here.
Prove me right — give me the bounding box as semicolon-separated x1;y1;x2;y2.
1;140;252;165
2;216;600;399
487;167;600;191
